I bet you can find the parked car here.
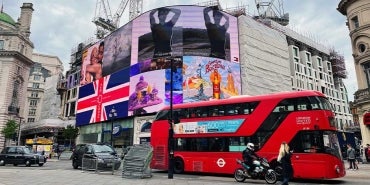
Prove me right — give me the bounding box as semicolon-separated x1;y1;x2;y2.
71;143;121;171
0;146;45;167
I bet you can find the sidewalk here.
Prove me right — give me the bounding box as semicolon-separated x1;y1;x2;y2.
343;160;370;179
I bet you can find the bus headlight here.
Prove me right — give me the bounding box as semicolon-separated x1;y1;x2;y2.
334;165;340;174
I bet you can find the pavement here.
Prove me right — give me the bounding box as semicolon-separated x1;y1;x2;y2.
0;158;369;185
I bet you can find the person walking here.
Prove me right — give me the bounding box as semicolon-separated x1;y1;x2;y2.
277;142;293;185
347;144;358;170
365;144;370;163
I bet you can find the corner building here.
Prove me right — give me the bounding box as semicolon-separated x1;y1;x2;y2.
0;3;34;150
338;0;370;145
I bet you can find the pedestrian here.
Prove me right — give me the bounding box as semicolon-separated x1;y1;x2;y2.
365;144;370;163
277;142;293;185
347;144;358;170
55;146;60;160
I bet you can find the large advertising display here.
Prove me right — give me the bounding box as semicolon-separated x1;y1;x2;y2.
77;5;240;126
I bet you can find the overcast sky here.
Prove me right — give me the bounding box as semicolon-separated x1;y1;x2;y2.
4;0;356;100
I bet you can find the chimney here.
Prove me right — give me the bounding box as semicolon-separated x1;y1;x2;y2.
18;3;34;38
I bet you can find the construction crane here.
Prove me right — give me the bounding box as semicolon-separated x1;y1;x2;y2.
93;0;143;39
255;0;289;26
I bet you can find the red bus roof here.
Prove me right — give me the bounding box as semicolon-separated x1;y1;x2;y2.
162;90;326;110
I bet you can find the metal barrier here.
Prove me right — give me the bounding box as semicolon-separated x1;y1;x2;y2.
122;144;153;179
81;154;121;175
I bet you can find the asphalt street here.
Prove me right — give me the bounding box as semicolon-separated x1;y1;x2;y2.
0;158;369;185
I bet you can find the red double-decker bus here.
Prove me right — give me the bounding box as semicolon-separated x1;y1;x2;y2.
150;90;346;179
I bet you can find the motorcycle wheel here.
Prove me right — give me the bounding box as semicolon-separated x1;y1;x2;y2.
234;168;246;182
264;170;277;184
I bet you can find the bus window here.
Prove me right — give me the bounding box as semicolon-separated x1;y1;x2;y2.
177;109;189;119
155;110;169;120
225;105;236;115
209;106;220;116
296;97;311;110
309;96;333;111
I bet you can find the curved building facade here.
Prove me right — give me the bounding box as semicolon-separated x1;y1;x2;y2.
338;0;370;145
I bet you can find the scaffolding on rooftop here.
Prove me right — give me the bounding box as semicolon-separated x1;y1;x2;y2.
329;49;347;79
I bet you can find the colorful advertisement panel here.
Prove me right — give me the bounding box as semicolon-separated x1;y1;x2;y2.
173;119;244;134
77;5;240;125
182;56;240;102
80;41;104;86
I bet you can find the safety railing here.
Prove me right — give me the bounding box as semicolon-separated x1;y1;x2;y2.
81;154;121;175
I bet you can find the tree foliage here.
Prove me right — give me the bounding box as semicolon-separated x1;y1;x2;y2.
62;125;79;140
1;120;18;139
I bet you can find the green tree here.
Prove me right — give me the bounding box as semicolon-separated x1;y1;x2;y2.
62;124;79;148
1;120;18;146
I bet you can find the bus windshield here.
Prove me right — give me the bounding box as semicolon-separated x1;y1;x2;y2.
290;130;342;159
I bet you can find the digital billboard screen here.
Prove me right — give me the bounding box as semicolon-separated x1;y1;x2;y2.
77;5;240;125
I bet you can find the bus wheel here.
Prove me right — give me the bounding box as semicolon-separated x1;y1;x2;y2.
174;157;184;174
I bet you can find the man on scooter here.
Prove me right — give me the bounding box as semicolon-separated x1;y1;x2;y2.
242;143;260;177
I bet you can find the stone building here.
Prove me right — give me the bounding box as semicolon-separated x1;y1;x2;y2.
0;3;34;150
338;0;370;145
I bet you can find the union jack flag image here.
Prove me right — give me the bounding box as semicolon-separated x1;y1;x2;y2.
76;68;130;126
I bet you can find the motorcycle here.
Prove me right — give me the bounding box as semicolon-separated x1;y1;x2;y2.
234;158;277;184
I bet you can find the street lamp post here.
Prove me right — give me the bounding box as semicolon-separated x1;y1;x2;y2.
168;59;175;179
17;116;23;146
108;107;117;147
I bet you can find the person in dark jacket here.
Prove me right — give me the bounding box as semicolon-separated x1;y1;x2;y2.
277;142;293;185
242;143;259;176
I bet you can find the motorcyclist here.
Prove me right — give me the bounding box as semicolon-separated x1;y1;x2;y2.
242;143;260;176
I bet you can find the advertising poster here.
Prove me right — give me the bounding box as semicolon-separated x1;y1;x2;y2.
80;41;104;86
102;22;132;76
173;119;244;134
128;70;166;116
182;56;241;103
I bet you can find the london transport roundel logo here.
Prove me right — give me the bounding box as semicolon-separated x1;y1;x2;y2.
217;158;226;167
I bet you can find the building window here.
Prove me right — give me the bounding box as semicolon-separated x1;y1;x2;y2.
306;52;311;62
0;40;4;50
293;47;299;57
72;88;77;98
358;43;367;53
31;91;38;98
30;100;37;106
317;58;322;67
32;83;39;88
17;66;21;75
27;118;35;123
351;16;359;29
29;109;36;116
10;80;20;110
33;75;41;81
34;67;41;72
362;62;370;87
327;62;331;71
